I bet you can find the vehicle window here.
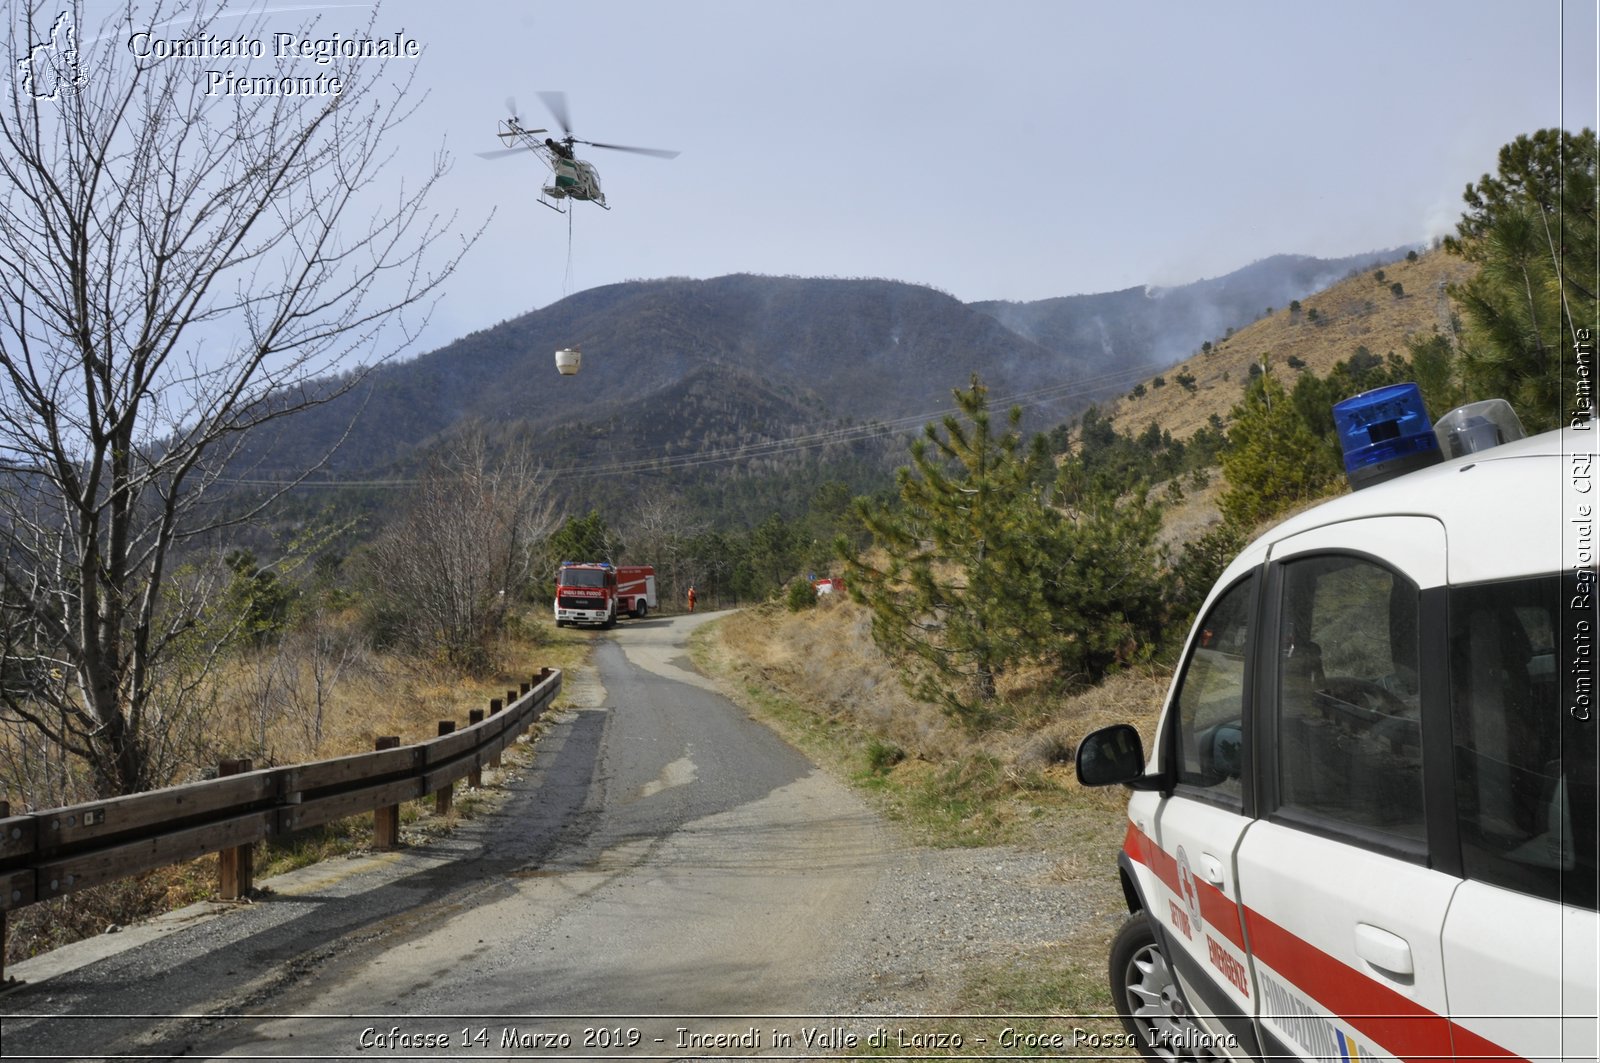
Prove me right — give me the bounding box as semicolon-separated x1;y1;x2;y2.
1276;555;1425;840
562;570;607;588
1450;574;1598;910
1173;576;1251;805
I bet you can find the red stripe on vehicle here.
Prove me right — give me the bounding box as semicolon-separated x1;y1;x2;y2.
1246;907;1457;1061
1124;821;1246;949
1123;821;1530;1063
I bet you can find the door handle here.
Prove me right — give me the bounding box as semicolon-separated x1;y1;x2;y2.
1199;853;1225;887
1355;923;1414;977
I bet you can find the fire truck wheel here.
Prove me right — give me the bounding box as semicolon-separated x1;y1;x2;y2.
634;601;647;619
555;619;567;628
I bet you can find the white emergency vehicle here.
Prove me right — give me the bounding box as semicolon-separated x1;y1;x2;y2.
1077;384;1598;1062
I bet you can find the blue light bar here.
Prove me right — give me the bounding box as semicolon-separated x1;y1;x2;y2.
1331;382;1442;490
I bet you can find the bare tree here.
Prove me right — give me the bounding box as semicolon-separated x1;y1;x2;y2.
620;490;706;609
279;616;365;756
367;433;558;671
0;1;477;796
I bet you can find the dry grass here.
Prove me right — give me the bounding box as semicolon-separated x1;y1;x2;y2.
715;594;971;761
697;595;1170;849
201;612;586;772
1109;248;1474;441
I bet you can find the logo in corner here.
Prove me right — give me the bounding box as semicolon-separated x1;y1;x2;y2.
17;11;85;101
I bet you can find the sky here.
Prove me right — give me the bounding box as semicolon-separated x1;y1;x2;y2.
48;0;1600;356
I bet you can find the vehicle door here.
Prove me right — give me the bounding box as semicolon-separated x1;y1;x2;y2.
1439;571;1598;1060
1235;516;1459;1061
1142;572;1262;1056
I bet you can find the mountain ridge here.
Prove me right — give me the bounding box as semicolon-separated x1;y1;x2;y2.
238;246;1421;520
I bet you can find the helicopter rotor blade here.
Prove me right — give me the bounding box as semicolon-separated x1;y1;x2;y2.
505;95;519;120
582;139;680;159
476;147;532;160
538;90;573;135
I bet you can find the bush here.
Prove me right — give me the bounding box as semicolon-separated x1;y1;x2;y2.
786;577;818;612
502;611;551;645
865;738;906;774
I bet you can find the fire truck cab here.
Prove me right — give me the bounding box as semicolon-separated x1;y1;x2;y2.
554;562;618;628
553;562;657;628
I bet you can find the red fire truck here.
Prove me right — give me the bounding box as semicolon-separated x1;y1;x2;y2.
553;562;657;627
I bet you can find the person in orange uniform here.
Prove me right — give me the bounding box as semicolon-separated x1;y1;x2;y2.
687;586;697;612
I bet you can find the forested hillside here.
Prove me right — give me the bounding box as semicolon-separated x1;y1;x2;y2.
234;250;1413;530
1104;247;1474;440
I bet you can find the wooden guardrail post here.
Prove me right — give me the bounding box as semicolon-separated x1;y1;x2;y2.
467;710;484;788
520;681;531;696
217;760;253;900
487;698;503;769
373;737;402;849
435;722;456;815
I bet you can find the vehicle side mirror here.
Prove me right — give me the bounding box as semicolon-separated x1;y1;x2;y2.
1076;723;1161;789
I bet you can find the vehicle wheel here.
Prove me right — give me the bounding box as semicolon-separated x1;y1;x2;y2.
1109;912;1221;1063
555;619;567;628
634;601;647;619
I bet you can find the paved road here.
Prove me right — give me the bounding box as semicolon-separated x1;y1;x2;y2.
0;611;899;1061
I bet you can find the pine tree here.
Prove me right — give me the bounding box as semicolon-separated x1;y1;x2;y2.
843;378;1170;717
1220;366;1340;528
841;377;1048;720
549;512;625;565
1032;459;1166;685
1446;128;1597;429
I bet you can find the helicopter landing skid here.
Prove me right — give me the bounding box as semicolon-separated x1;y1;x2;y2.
542;185;607;210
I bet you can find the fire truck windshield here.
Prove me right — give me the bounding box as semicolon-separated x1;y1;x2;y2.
561;570;608;589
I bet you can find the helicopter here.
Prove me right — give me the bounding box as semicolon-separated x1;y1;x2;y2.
477;92;678;212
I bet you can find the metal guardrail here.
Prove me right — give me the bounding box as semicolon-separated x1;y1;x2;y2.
0;667;562;978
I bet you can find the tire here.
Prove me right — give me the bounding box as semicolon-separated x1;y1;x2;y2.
1109;912;1222;1063
634;600;647;619
555;619;567;628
